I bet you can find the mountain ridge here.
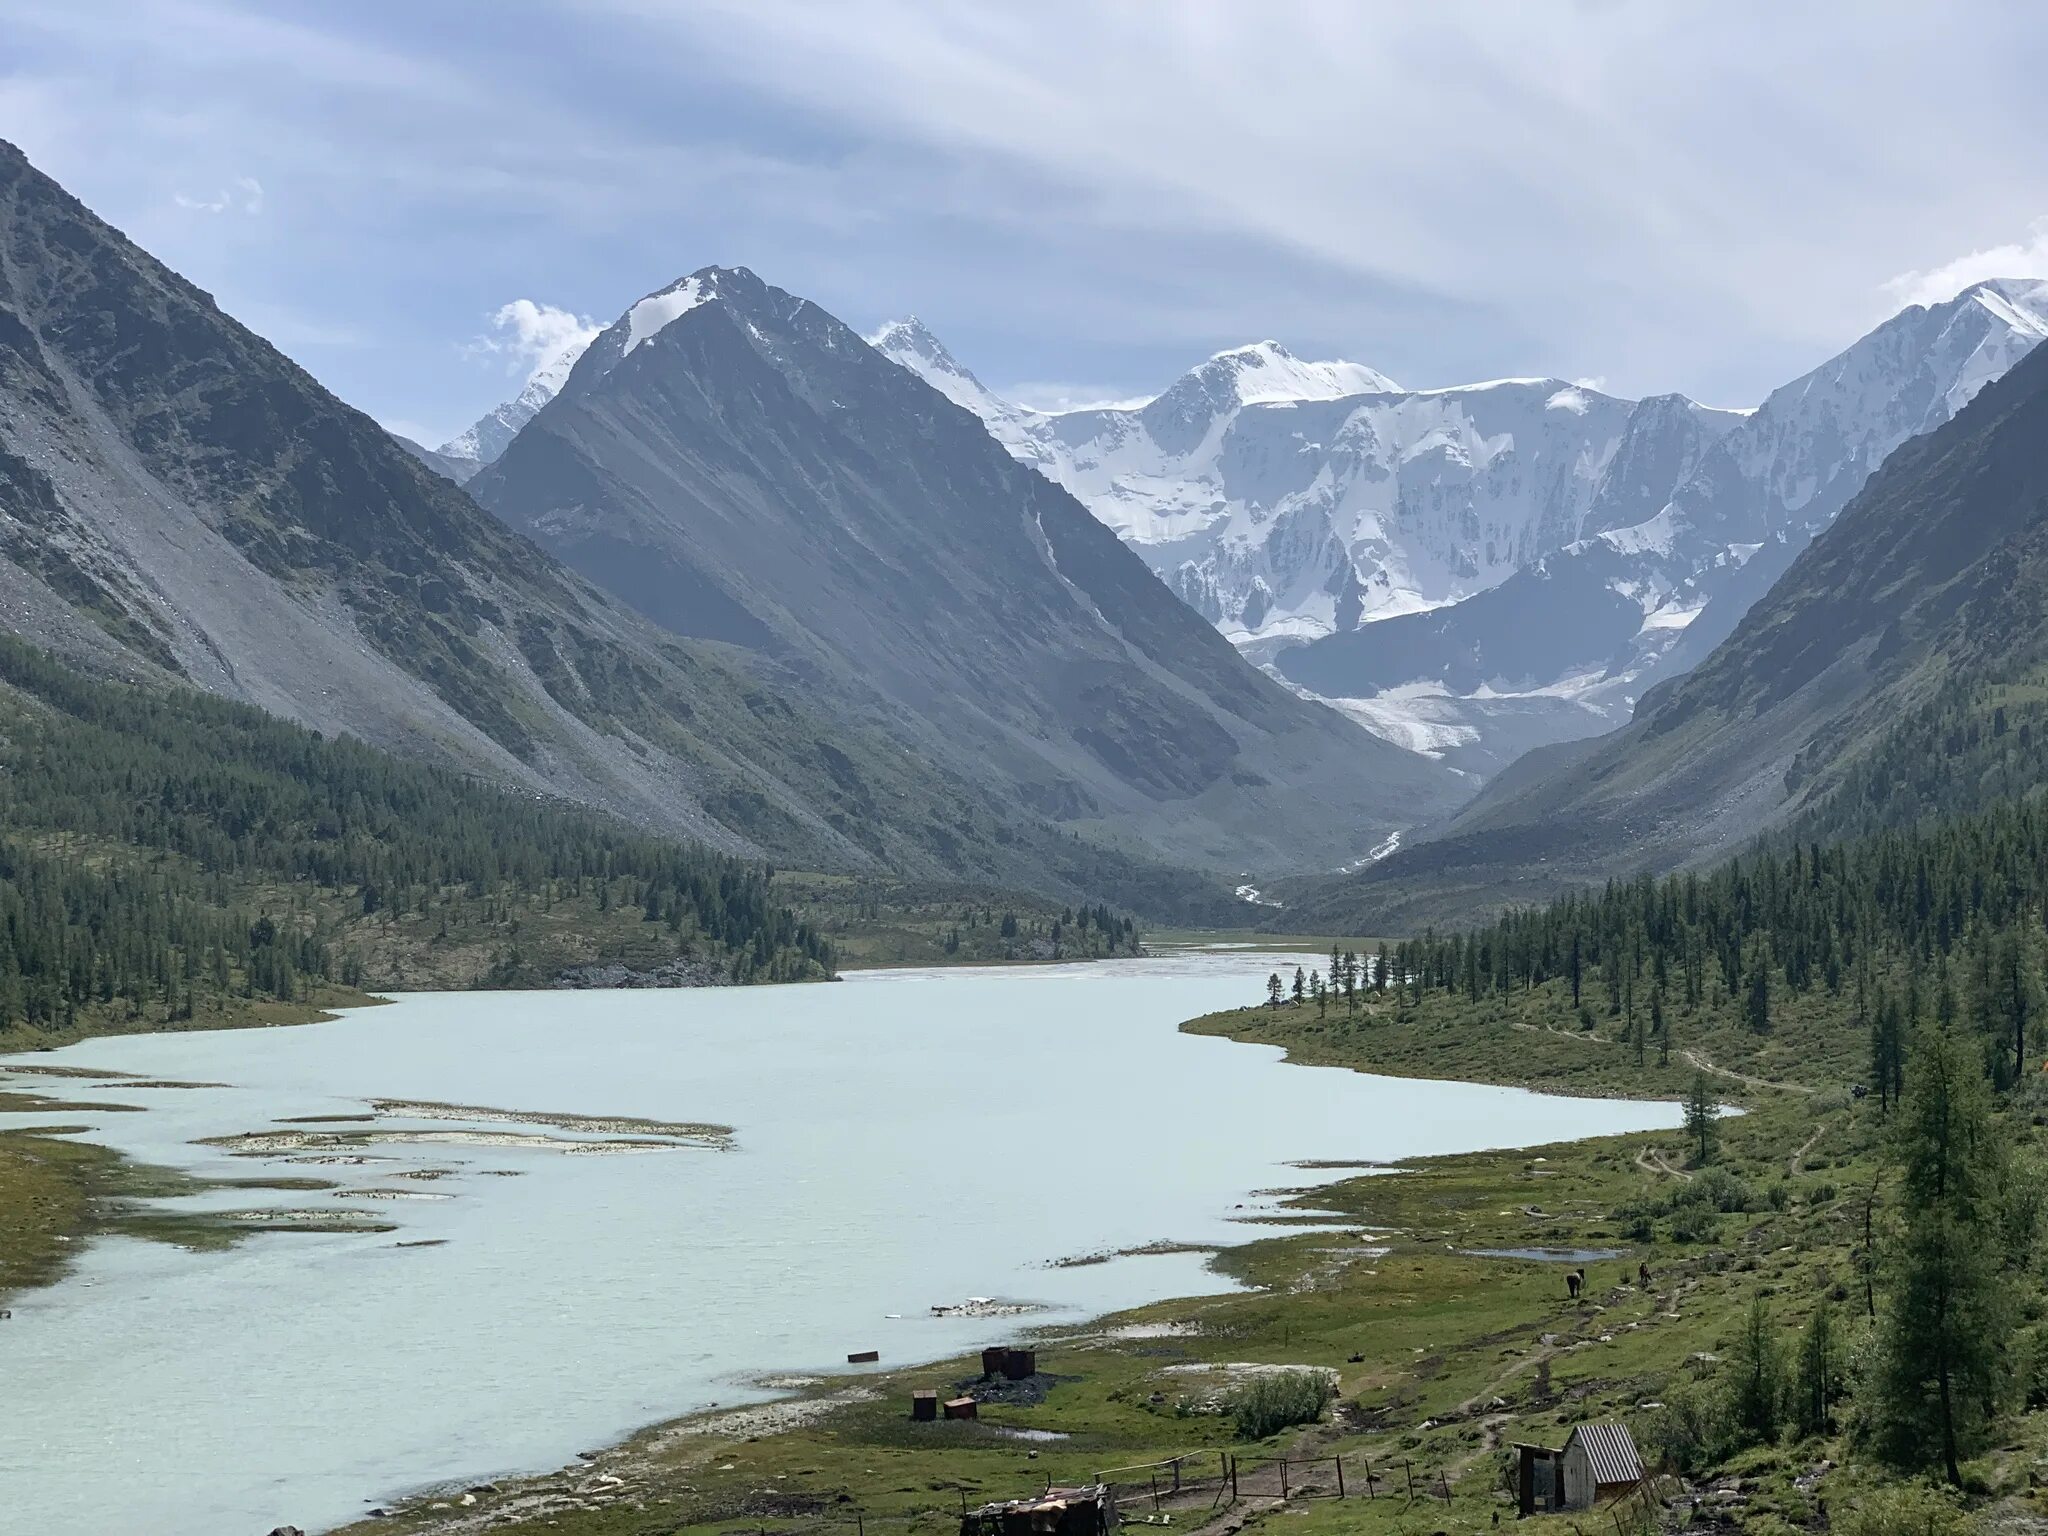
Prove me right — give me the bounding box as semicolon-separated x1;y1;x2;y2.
878;283;2048;778
1285;333;2048;931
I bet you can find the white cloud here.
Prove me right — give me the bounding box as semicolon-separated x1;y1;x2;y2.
1883;218;2048;310
468;299;603;386
173;174;263;215
1003;381;1156;414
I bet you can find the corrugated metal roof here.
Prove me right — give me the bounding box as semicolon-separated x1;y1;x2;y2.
1567;1422;1642;1485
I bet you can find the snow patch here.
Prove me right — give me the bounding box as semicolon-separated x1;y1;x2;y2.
624;277;712;356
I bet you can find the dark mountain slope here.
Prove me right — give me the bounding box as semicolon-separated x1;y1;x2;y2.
470;267;1461;875
1291;337;2048;932
0;139;1203;900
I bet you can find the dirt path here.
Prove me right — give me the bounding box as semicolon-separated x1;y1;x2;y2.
1680;1048;1815;1096
1787;1120;1826;1177
1635;1144;1693;1181
1510;1020;1614;1046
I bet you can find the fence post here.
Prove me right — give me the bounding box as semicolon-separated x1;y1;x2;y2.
1439;1469;1452;1504
1172;1456;1182;1495
1150;1473;1159;1511
1404;1459;1415;1503
1336;1457;1346;1499
1364;1459;1376;1500
1230;1454;1239;1502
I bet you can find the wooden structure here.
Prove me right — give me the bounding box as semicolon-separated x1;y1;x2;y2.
1561;1421;1642;1509
1002;1347;1037;1380
1513;1443;1564;1516
944;1396;979;1420
982;1346;1009;1378
911;1390;939;1421
962;1484;1115;1536
1515;1423;1641;1514
848;1349;880;1364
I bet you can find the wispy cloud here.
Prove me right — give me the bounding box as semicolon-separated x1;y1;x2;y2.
1003;382;1156;414
1884;218;2048;310
174;174;264;215
11;0;2048;427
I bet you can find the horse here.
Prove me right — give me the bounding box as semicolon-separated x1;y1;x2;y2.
1566;1267;1584;1300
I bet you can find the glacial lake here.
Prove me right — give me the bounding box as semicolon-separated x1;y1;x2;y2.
0;953;1686;1536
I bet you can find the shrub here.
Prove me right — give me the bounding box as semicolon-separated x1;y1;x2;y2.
1614;1198;1658;1242
1695;1166;1755;1213
1225;1369;1336;1439
1669;1204;1720;1244
1831;1484;1970;1536
1646;1379;1728;1474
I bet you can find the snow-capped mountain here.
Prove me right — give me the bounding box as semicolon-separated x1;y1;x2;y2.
466;267;1460;880
436;326;598;477
873;279;2048;776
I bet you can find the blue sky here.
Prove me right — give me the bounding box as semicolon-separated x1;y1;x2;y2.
8;0;2048;445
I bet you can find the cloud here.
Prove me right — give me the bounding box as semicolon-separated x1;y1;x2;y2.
1883;218;2048;310
1003;381;1157;414
174;174;263;215
467;300;603;385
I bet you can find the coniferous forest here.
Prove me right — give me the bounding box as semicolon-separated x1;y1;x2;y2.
0;637;834;1034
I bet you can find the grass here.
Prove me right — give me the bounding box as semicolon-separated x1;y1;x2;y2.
0;1118;355;1306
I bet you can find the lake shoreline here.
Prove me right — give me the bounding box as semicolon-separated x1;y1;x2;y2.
0;958;1687;1531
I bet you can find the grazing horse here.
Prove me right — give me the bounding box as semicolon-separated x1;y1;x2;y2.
1566;1268;1584;1300
1638;1261;1652;1288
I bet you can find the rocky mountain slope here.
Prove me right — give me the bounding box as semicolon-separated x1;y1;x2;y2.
878;284;2048;776
1288;335;2048;931
0;139;1213;905
469;267;1461;878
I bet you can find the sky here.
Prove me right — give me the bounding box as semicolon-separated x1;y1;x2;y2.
6;0;2048;446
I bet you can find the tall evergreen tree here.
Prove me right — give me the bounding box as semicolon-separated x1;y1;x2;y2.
1684;1072;1720;1167
1869;1027;2010;1483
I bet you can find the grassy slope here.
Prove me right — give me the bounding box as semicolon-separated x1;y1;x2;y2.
336;965;1968;1536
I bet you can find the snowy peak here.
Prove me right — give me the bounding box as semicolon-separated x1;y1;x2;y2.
1958;277;2048;339
1145;341;1397;433
868;315;957;370
1136;340;1399;456
867;314;1020;422
1195;340;1400;405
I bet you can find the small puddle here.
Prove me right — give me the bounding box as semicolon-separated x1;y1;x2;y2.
1458;1247;1623;1263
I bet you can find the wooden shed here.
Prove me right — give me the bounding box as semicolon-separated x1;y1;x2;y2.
1560;1421;1643;1510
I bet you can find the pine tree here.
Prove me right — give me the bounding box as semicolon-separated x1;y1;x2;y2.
1292;966;1307;1007
1795;1301;1838;1438
1746;949;1772;1034
1684;1072;1720;1166
1266;972;1284;1010
1870;1026;2010;1483
1727;1294;1784;1444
